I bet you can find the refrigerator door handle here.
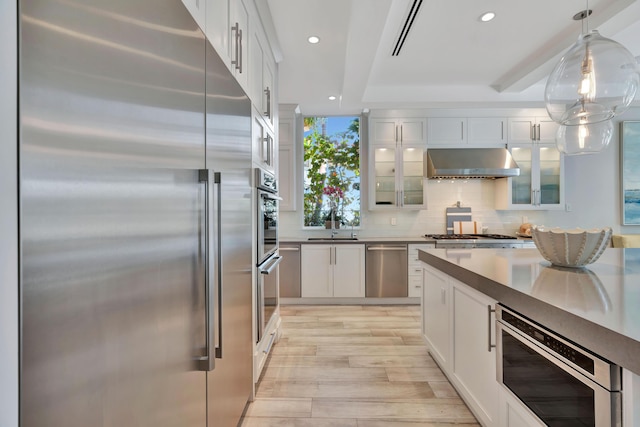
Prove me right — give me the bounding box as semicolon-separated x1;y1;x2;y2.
213;172;223;359
198;169;216;371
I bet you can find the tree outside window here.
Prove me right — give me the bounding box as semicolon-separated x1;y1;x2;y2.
303;116;360;227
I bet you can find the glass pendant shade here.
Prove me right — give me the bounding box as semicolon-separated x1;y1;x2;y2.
545;30;639;126
556;119;613;155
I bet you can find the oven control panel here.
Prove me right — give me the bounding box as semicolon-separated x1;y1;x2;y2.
501;309;595;374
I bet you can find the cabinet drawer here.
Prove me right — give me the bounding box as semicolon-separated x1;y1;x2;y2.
408;275;422;297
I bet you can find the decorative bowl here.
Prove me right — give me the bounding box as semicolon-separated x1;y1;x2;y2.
531;226;612;268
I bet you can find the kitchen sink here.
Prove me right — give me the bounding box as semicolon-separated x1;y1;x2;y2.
307;237;358;241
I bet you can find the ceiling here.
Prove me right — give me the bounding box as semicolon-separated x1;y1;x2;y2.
265;0;640;115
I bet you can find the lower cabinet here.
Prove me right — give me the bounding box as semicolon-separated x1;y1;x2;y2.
301;244;365;298
408;244;435;297
421;265;499;426
450;280;499;426
421;266;451;370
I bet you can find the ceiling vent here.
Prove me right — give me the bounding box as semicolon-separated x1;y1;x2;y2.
392;0;423;56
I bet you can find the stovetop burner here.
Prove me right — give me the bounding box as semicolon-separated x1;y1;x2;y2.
425;233;517;240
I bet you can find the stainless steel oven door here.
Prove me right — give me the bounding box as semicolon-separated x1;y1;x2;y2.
257;253;282;343
257;189;281;265
496;307;621;427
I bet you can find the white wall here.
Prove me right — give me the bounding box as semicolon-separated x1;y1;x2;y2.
281;107;640;238
1;1;19;426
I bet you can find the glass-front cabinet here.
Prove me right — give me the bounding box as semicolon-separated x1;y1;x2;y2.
369;118;427;210
495;142;563;210
370;144;426;209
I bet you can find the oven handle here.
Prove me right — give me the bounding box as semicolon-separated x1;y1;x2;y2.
261;192;283;201
259;255;282;275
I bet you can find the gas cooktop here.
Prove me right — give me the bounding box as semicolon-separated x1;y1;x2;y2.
424;234;517;240
424;233;533;248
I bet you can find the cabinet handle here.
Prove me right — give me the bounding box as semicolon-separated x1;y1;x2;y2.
395;125;398;143
264;87;271;118
537;124;541;141
334;247;337;265
231;23;240;71
501;121;504;140
530;124;534;141
238;28;243;73
400;125;404;143
488;305;496;352
460;121;464;140
440;288;446;305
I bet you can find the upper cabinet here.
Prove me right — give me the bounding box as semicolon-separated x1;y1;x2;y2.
428;118;466;145
204;0;252;95
278;106;297;211
371;119;426;145
252;107;275;173
495;117;563;210
428;117;507;147
251;26;276;129
181;0;206;31
369;118;427;210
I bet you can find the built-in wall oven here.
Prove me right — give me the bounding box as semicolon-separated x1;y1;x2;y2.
496;305;622;426
255;168;282;344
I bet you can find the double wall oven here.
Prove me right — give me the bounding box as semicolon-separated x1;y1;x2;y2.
496;305;622;426
256;168;282;345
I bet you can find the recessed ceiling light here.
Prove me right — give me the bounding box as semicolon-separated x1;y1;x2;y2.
480;11;496;22
328;95;336;101
308;36;320;44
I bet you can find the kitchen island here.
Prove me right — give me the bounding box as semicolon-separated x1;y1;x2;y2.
418;247;640;426
419;247;640;373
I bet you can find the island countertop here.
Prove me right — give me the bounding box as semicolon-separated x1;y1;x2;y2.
418;247;640;374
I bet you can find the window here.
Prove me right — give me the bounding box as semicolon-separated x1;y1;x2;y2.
303;116;360;227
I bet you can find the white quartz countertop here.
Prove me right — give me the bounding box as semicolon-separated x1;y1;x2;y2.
418;247;640;374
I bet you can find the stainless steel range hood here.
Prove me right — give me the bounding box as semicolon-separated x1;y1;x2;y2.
425;148;520;179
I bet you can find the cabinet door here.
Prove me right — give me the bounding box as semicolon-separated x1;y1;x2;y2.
467;118;506;146
301;245;332;297
451;282;499;426
371;119;399;144
205;0;230;65
230;0;249;91
250;30;264;110
538;144;562;207
536;117;559;143
278;145;295;211
422;267;450;370
181;0;206;31
399;119;426;145
507;118;535;144
428;118;465;145
509;145;534;206
333;245;365;297
371;145;398;207
400;145;426;208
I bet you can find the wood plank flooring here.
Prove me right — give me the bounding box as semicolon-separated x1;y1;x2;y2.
240;305;480;427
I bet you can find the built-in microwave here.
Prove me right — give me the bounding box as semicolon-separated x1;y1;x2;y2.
496;305;622;426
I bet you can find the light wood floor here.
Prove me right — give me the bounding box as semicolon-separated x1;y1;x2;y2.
240;305;480;427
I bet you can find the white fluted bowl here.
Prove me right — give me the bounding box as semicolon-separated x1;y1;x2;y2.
531;226;612;268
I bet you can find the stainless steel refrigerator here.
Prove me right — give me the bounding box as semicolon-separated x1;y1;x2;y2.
19;1;252;426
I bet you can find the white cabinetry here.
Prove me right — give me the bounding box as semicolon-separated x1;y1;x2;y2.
252;109;275;172
369;118;427;210
450;280;499;427
250;27;276;129
278;110;296;211
467;117;507;146
408;244;434;297
428;117;506;147
428;118;466;145
301;244;365;298
204;0;249;92
421;266;451;371
181;0;206;31
421;266;499;426
496;120;564;210
499;389;546;427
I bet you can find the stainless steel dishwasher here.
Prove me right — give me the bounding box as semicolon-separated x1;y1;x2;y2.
279;243;301;298
365;244;408;297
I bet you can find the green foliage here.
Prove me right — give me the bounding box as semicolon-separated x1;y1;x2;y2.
303;117;360;227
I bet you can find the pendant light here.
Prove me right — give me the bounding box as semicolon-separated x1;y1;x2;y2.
545;5;639;128
555;119;613;155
